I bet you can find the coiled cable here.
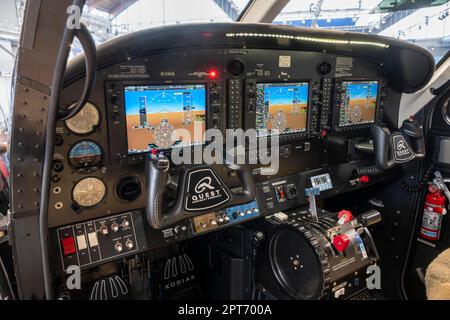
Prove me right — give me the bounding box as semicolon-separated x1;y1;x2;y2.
354;166;384;176
397;164;434;192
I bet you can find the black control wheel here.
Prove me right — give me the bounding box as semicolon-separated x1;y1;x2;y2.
145;152;256;229
370;118;426;170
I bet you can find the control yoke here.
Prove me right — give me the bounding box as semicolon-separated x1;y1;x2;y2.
145;152;255;229
356;118;425;170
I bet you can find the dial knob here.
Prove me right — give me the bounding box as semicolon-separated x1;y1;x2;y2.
111;222;119;232
122;220;130;228
114;242;123;253
125;240;134;249
99;225;108;235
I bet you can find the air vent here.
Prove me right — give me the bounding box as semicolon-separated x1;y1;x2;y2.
116;176;141;202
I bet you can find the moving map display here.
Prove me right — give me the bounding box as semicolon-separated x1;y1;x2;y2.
124;84;206;153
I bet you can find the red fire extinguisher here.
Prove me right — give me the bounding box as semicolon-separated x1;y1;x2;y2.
420;187;447;241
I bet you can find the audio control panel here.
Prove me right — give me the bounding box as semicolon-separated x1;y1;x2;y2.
192;201;260;235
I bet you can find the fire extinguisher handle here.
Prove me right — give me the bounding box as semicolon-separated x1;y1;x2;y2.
433;171;450;206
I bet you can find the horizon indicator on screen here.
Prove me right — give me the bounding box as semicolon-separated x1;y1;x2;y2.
124;84;206;153
338;80;379;127
255;82;309;137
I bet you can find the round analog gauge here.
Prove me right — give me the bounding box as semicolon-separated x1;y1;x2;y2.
72;177;106;208
65;102;100;134
69;141;102;168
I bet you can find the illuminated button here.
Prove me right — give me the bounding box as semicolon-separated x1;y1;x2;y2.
252;208;259;213
88;232;99;247
217;217;224;223
111;222;119;232
114;242;123;253
223;215;230;221
99;225;108;235
76;235;87;250
210;219;217;225
61;236;76;256
122;220;130;228
245;209;252;215
125;239;134;249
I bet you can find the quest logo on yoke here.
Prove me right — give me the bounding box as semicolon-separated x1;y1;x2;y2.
184;168;230;211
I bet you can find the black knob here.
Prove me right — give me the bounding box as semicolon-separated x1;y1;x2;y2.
228;59;245;76
317;61;332;75
116;176;142;202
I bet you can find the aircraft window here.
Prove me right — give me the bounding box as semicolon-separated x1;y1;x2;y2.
70;0;250;46
274;0;450;63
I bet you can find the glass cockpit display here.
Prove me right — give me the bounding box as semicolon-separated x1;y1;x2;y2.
124;84;206;153
338;80;379;127
255;82;309;137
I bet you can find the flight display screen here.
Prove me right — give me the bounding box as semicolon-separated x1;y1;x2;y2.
255;82;309;137
124;84;206;153
338;80;379;127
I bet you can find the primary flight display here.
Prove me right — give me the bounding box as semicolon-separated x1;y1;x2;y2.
255;82;309;137
124;84;206;153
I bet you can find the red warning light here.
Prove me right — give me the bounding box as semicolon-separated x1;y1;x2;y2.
208;69;218;79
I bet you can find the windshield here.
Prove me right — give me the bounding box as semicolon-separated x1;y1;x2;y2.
274;0;450;63
80;0;250;46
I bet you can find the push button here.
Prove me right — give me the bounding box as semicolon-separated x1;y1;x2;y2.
61;236;76;256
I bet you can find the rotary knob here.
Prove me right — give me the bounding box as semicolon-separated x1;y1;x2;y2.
114;242;123;253
99;225;108;235
125;239;134;249
111;222;119;232
122;220;130;228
